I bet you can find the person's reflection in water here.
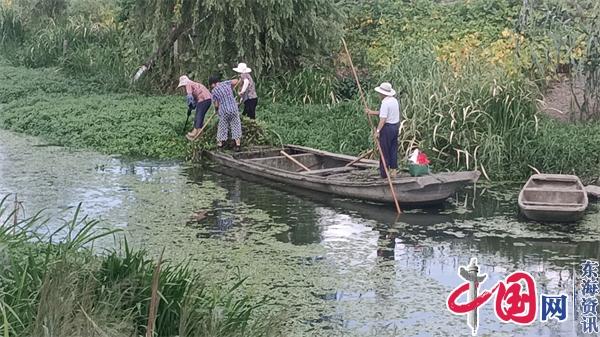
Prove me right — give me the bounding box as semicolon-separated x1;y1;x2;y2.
229;178;242;204
377;227;397;261
213;178;244;239
372;225;399;304
213;199;234;235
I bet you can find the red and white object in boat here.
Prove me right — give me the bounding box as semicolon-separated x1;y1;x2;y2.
409;149;430;165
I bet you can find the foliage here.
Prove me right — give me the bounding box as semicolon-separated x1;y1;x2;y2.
0;0;134;91
0;63;94;103
0;5;24;44
121;0;344;86
1;92;189;159
189;117;273;156
1;0;600;180
257;68;339;105
2;60;600;181
0;63;274;160
517;0;600;120
260;47;600;181
527;119;600;180
260;102;369;155
355;0;521;69
0;195;280;337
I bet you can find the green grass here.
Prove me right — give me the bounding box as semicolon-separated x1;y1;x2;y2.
0;195;280;337
0;61;599;181
1;92;188;159
528;120;600;181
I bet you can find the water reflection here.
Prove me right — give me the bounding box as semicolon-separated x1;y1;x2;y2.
199;163;599;336
2;128;600;336
376;228;397;261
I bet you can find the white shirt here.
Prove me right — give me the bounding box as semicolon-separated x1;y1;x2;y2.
379;96;401;124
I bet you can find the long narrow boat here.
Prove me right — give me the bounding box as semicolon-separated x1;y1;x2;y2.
518;174;588;222
204;145;480;206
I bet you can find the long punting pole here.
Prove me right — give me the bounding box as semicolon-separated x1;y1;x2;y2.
341;38;402;214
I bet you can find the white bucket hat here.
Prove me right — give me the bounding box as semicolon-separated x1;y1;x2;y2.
233;63;252;74
177;75;191;88
375;82;396;96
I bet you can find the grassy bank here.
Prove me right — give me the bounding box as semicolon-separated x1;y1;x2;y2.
1;62;599;181
1;0;599;181
0;195;279;337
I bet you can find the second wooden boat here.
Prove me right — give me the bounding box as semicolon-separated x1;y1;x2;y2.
518;174;588;222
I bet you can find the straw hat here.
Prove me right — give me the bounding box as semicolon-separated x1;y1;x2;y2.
233;63;252;74
374;82;396;96
177;75;191;88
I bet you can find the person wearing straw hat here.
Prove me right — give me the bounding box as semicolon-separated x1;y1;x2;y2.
177;75;212;141
233;63;258;119
366;82;401;178
209;74;242;151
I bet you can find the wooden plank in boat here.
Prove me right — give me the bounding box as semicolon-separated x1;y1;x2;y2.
531;174;580;182
245;153;314;163
523;187;584;193
523;201;584;207
299;166;358;176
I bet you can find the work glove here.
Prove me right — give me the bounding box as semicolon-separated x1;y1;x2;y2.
186;95;196;110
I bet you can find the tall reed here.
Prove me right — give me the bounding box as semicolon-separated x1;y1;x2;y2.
0;195;280;337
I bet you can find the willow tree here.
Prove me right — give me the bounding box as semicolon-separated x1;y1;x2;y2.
127;0;344;84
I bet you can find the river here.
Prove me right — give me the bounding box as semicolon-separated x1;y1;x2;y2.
0;129;598;337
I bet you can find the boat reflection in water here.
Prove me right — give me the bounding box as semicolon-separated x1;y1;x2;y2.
185;164;598;336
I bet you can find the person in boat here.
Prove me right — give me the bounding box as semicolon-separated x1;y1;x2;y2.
233;63;258;119
177;75;212;141
365;82;401;178
209;74;242;151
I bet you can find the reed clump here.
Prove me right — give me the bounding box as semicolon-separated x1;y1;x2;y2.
0;195;280;337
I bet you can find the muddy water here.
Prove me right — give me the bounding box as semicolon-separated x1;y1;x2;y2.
1;129;599;337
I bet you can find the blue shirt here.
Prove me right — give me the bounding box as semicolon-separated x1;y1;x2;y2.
211;80;238;114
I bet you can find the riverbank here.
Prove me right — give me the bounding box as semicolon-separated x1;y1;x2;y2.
1;63;599;182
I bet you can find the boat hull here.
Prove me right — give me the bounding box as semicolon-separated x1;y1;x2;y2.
205;145;480;206
518;174;588;223
521;208;585;223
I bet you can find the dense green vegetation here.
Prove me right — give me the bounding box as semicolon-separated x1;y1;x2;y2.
0;195;279;336
0;0;599;181
1;1;600;334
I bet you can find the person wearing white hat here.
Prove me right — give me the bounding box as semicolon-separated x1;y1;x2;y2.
366;82;402;178
177;75;212;141
233;63;258;119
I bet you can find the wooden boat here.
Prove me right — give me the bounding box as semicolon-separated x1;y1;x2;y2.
204;145;480;206
518;174;588;222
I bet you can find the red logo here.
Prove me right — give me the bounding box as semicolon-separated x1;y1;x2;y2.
447;258;537;335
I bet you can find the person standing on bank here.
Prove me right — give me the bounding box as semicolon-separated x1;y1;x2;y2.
365;82;401;179
233;63;258;119
177;75;212;141
209;74;242;151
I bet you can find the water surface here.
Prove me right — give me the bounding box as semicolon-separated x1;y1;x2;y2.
1;129;598;337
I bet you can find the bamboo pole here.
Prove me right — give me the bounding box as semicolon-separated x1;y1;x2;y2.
345;149;374;167
280;151;311;171
342;38;402;214
189;109;218;141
